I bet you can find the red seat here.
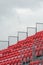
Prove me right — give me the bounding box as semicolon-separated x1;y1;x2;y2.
30;60;41;65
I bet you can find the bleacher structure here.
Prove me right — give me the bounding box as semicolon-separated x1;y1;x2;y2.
0;23;43;65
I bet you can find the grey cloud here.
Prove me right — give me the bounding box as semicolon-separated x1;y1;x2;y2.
0;0;43;16
0;0;43;8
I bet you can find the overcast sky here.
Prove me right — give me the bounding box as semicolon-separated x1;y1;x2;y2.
0;0;43;41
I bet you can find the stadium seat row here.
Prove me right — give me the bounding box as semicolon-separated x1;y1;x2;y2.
0;31;43;64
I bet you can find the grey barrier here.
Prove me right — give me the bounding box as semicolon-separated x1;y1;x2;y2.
36;23;43;32
8;36;18;46
0;41;8;50
27;27;36;37
18;32;27;41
